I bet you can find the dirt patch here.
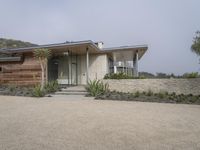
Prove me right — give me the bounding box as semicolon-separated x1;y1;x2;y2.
0;96;200;150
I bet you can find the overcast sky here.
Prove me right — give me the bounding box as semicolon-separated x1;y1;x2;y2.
0;0;200;75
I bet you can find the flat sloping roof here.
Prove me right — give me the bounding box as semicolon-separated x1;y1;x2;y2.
0;40;99;53
0;40;148;59
102;45;148;52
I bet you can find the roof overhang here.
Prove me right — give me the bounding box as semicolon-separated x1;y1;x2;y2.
0;40;100;54
0;41;148;60
101;45;148;61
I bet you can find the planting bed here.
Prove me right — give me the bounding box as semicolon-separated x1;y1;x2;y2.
95;91;200;105
0;85;33;97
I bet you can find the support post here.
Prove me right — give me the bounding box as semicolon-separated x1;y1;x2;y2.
71;51;72;85
46;60;48;83
86;47;89;84
123;61;125;73
133;51;139;77
68;50;70;85
114;65;117;73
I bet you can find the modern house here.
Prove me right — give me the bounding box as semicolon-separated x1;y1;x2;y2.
0;40;148;86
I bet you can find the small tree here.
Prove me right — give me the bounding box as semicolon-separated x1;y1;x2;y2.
191;31;200;57
34;48;51;90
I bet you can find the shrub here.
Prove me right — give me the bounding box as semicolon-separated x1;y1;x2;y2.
85;80;109;97
44;80;59;93
104;73;146;79
187;96;195;103
158;91;165;99
138;76;146;79
134;91;140;97
183;72;199;78
104;73;131;79
164;91;169;96
32;85;46;97
8;85;16;93
142;91;146;95
147;89;153;96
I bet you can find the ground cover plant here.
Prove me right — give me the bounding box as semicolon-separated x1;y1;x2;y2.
0;80;60;97
95;90;200;105
0;85;33;97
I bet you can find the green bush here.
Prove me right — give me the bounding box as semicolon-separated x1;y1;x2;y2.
8;85;16;93
147;89;153;96
104;72;200;79
32;85;46;97
104;73;145;79
44;80;59;93
134;91;140;97
86;80;109;97
158;92;165;99
104;73;131;79
183;72;199;78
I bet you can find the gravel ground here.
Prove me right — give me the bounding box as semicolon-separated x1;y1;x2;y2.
0;95;200;150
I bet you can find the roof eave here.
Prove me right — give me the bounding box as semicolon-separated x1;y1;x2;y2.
0;40;99;53
101;44;148;52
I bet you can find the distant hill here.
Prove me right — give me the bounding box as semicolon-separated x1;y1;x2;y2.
139;72;155;78
0;38;38;49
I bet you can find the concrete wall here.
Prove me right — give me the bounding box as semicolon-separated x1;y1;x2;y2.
103;78;200;95
89;54;108;81
78;54;108;84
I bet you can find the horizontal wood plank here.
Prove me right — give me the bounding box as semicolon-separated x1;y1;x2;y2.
0;53;43;86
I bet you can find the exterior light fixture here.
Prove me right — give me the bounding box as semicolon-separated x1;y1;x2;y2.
63;51;69;56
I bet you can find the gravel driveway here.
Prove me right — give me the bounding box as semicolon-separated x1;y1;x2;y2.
0;95;200;150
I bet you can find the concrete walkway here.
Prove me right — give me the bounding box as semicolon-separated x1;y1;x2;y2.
0;96;200;150
54;85;88;96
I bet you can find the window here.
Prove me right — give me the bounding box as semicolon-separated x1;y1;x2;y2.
0;66;2;73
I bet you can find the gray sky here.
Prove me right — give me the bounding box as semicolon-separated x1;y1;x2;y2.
0;0;200;75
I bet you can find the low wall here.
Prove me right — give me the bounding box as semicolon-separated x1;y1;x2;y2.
103;78;200;95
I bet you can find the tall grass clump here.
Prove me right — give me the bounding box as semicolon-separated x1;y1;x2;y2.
44;80;59;93
86;80;109;97
32;85;45;97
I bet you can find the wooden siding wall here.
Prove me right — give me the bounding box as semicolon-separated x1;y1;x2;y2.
0;53;42;86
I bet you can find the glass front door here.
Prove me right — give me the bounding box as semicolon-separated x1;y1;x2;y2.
48;52;78;86
71;63;77;85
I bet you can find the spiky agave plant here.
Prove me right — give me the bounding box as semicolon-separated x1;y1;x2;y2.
86;79;109;97
34;48;51;90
